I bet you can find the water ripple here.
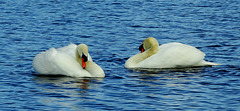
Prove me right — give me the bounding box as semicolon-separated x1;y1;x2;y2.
0;0;240;110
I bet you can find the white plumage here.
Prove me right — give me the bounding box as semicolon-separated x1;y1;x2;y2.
33;44;105;77
125;37;220;69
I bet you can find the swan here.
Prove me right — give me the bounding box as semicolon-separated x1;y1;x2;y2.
125;37;220;69
33;43;105;77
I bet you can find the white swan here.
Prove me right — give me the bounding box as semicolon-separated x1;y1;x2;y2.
33;43;105;77
125;37;220;69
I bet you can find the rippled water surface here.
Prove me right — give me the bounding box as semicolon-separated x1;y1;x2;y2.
0;0;240;110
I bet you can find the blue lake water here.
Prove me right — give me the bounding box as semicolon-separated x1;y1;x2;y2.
0;0;240;110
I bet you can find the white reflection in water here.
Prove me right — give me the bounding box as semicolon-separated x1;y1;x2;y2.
32;75;104;109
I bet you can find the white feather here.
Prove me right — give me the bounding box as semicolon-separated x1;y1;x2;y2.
125;41;220;69
33;44;104;77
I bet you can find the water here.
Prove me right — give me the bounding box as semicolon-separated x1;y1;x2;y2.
0;0;240;110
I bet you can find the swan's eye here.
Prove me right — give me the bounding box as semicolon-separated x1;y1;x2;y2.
82;53;88;62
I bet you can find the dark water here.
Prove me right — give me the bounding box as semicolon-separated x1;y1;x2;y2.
0;0;240;110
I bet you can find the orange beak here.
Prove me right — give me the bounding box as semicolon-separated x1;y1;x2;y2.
139;44;144;53
141;48;144;53
82;58;86;69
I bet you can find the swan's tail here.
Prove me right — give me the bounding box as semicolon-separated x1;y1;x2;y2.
202;60;221;66
195;60;221;66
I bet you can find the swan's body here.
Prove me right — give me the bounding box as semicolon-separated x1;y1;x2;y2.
33;44;105;77
125;37;220;69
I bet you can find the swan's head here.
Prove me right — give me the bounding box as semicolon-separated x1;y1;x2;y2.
76;44;89;69
139;37;159;53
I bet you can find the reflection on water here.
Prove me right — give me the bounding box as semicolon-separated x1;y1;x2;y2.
33;75;99;89
32;75;104;109
130;66;208;77
126;67;207;93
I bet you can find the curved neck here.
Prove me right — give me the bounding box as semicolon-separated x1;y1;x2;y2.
147;39;159;54
141;48;157;62
125;40;159;68
125;49;157;68
76;50;104;77
76;50;82;66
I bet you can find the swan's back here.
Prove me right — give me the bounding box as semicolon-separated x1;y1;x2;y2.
33;47;91;77
137;42;206;68
57;43;77;58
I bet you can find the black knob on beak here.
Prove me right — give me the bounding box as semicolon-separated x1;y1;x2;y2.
82;53;88;62
139;44;144;53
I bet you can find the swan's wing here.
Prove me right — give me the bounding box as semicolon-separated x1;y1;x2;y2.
33;48;62;75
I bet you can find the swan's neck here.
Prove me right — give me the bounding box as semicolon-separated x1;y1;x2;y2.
125;43;159;68
141;49;157;62
144;41;159;59
148;39;159;54
125;49;157;68
85;62;105;77
76;50;82;66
